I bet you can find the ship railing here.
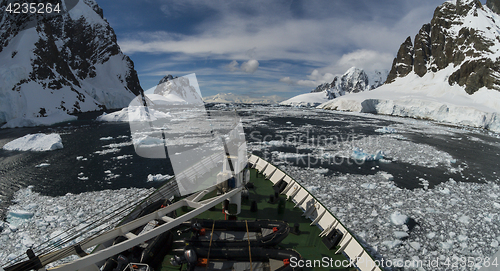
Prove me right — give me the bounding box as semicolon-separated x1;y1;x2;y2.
248;154;383;271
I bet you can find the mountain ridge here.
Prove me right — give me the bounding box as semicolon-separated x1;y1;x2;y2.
280;67;387;107
318;0;500;133
386;0;500;94
203;92;283;104
0;0;143;126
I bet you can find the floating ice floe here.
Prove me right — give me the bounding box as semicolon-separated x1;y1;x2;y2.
375;126;398;134
3;133;63;151
278;163;500;270
390;211;409;226
147;174;173;182
351;148;384;161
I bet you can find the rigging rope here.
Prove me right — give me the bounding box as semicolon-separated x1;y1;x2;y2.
205;220;215;271
245;220;253;271
4;179;180;268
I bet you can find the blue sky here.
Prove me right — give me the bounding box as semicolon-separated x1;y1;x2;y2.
96;0;451;99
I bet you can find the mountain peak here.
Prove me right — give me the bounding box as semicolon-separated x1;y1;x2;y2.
158;74;178;85
385;0;500;94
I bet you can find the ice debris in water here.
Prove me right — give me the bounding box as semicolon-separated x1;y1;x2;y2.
0;185;154;265
277;164;500;271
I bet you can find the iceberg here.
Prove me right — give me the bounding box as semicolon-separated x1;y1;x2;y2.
351;148;384;161
375;126;397;134
390;211;409;226
3;133;63;151
146;174;173;182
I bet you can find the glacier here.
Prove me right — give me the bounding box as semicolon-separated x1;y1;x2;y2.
318;66;500;133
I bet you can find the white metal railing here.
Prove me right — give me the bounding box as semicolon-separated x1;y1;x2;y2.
249;154;382;271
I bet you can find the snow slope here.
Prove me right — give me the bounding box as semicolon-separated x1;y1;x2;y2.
279;91;330;107
318;66;500;133
281;67;387;107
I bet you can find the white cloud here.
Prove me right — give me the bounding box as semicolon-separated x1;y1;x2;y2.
117;0;442;95
225;60;239;72
293;69;335;88
279;77;295;85
279;69;336;88
224;59;259;73
336;50;393;73
240;59;259;73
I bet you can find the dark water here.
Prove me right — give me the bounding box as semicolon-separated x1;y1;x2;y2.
0;119;174;217
238;107;500;190
1;106;500;218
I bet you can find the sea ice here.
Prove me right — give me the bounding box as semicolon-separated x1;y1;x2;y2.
375;126;398;134
351;148;384;161
0;186;154;266
390;211;408;225
394;231;409;239
3;133;63;151
147;174;173;182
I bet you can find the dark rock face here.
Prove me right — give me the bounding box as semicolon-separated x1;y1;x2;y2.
385;0;500;94
0;0;143;122
487;0;500;14
157;74;177;86
386;37;414;83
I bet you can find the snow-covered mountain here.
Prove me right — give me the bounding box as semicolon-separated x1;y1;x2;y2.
0;0;143;127
203;93;283;104
280;67;387;107
385;0;500;93
319;0;500;132
153;74;203;105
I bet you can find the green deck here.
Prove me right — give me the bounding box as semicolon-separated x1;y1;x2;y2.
160;169;354;271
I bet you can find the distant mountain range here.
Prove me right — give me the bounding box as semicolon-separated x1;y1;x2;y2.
0;0;142;126
280;67;387;107
203;93;283;104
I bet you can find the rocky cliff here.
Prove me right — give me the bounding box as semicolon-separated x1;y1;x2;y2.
0;0;143;124
386;0;500;94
